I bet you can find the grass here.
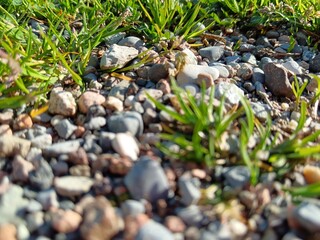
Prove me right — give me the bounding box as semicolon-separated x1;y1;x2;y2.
1;0;320;199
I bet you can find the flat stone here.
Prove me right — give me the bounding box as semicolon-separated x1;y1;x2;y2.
164;216;186;233
48;88;77;117
124;156;169;203
80;196;120;240
213;82;244;106
108;80;131;101
179;48;197;65
198;46;224;61
54;176;94;198
0;136;31;158
0;110;13;124
212;65;229;78
84;116;107;130
107;111;143;137
100;44;139;70
78;91;106;114
43;140;82;157
177;64;219;87
263;62;295;99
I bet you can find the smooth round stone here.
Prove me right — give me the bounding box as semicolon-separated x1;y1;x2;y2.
78;91;106;114
136;220;174;240
107;111;143;137
237;63;253;80
159;106;176;122
198;46;224;61
118;36;144;48
54;176;94;197
176;205;204;227
239;43;256;52
250;102;271;122
111;132;139;161
148;64;168;83
266;30;280;38
179;48;197;65
84;116;107;130
211;65;229;78
104;96;124;112
0;224;17;240
52;209;82;234
177;64;219;87
53;119;77;139
0;136;31;158
282;60;302;74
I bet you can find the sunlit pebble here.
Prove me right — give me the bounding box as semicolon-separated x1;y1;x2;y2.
303;165;320;184
281;102;289;111
13;113;33;130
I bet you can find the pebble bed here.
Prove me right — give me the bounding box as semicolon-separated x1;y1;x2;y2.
0;22;320;240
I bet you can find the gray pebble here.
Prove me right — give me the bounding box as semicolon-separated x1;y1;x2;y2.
176;205;205;227
118;36;144;48
309;54;320;72
198;46;224;61
225;55;241;64
214;82;244;106
293;202;320;233
250;102;271;122
136;220;174;240
121;199;145;217
85;116;107;130
252;67;265;84
178;173;201;206
29;158;54;190
223;166;250;189
43;140;82;157
107;111;143;137
149;64;169;83
53;119;77;139
242;53;257;65
36;189;59;210
124;155;169;203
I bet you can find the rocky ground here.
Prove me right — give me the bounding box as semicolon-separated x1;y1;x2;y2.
0;24;320;240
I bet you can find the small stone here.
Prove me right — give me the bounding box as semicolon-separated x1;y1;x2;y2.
309;54;320;72
78;91;106;114
176;205;204;227
242;53;257;65
263;62;295;99
156;79;171;94
48;88;76;117
100;44;139;70
293;202;320;233
29;158;54;190
136;219;174;240
135;88;163;102
111;133;139;161
68;148;88;165
211;65;230;78
303;165;320;184
179;48;197;65
282;60;303;74
213;82;244;106
31;134;52;149
149;64;169;83
0;110;14;124
13;114;33;130
107;111;143;137
11;155;34;182
52;209;82;233
237;63;253;80
250;102;271;122
229;219;247;237
124;156;169;203
121;200;145;217
0;136;31;158
0;124;12;136
53;119;77;139
0;223;17;240
85;116;107;130
118;36;144;48
80;196;120;240
36;189;59;210
69;165;91;177
54;176;94;197
108;80;131;101
197;73;214;88
104;96;124;112
252;67;265;84
165;216;186;233
178;173;201;206
177;64;219;87
43;140;81;157
223;166;250;189
198;46;224;61
239;43;256;52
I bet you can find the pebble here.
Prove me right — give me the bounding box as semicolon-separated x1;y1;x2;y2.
107;111;143;137
52;209;82;233
104;96;124;112
212;65;230;78
30;134;52;149
54;176;94;197
136;219;174;240
198;46;224;61
178;173;201;206
213;82;244;106
80;196;120;240
309;54;320;72
0;124;12;136
0;223;17;240
196;72;214;88
100;44;139;70
108;79;130;101
164;215;186;233
78;91;106;114
13;113;33;130
177;64;219;86
149;64;169;83
53;118;77;139
177;205;205;227
282;60;303;74
36;189;59;210
84;116;106;130
135;88;163;101
26;211;44;233
111;133;139;161
237;63;253;80
121;199;145;217
43;140;81;157
124;156;169;203
303;165;320;184
180;48;197;65
0;110;14;124
263;62;295;99
250;102;271;122
118;36;144;48
242;52;257;65
11;155;34;182
48;88;77;117
29;158;54;190
0;136;31;158
223;166;250;189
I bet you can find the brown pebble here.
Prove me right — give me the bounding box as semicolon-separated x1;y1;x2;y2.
156;79;171;94
68;147;89;165
0;124;12;136
80;196;120;240
165;215;186;233
197;72;214;88
11;155;34;182
0;223;17;240
108;156;133;175
52;209;82;233
191;169;207;179
13;114;33;130
78;91;106;113
74;126;85;138
303;165;320;184
104;96;124;112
